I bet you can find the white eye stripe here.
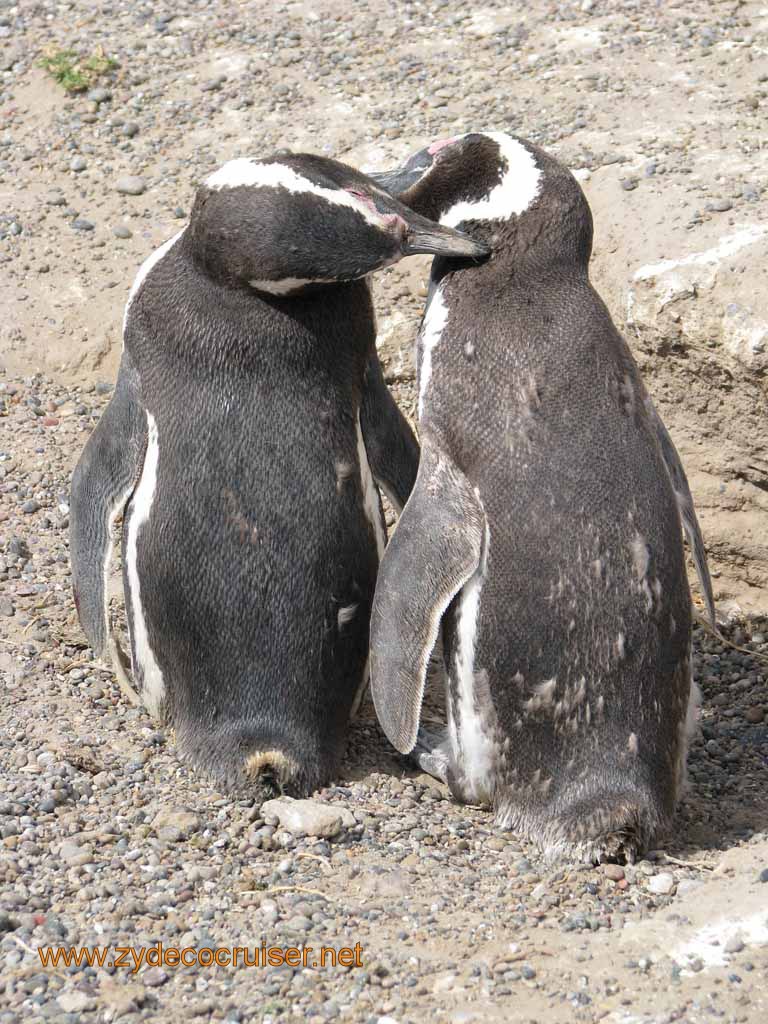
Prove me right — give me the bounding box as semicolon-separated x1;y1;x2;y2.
438;131;542;227
205;158;386;229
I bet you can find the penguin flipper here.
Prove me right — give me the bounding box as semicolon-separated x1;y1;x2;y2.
70;351;147;657
360;353;420;511
644;396;716;628
370;444;485;753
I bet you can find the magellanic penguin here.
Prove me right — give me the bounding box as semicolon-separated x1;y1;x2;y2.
70;152;488;797
369;132;714;863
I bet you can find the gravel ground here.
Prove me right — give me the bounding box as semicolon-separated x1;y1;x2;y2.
2;1;768;1022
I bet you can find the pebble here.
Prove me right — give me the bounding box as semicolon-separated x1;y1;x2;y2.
70;156;87;173
58;991;94;1013
602;864;625;881
112;224;132;239
72;219;95;232
58;841;94;865
707;198;733;212
745;707;764;723
647;872;675;895
152;807;200;838
621;178;639;191
144;967;169;987
724;935;745;954
88;87;112;104
115;175;148;196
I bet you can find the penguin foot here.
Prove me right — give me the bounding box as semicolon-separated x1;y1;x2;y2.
509;793;660;866
244;749;302;804
107;636;140;706
411;725;451;784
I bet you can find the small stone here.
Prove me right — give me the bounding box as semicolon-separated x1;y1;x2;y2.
46;192;67;206
757;867;768;883
707;198;733;212
0;911;17;933
745;707;764;723
143;967;168;987
1;48;19;71
122;122;140;138
647;872;675;895
70;155;87;172
621;178;638;191
115;175;147;196
0;598;14;616
112;224;132;239
261;797;348;838
58;991;94;1013
602;864;625;881
152;807;200;838
21;499;40;514
58;841;94;866
88;87;112;104
724;935;745;954
72;218;95;232
100;978;146;1015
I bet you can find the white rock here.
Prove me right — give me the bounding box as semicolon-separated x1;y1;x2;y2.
647;872;676;895
58;991;94;1013
115;175;147;196
260;797;349;838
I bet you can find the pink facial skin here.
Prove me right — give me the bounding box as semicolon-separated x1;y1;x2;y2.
345;188;408;236
427;136;459;155
345;188;380;217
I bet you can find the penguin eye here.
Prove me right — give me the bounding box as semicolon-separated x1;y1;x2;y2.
346;188;369;200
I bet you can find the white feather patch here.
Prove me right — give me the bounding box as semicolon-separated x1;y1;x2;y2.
102;483;137;646
418;285;449;419
451;515;494;803
440;132;542;228
124;412;166;719
249;276;336;295
337;603;358;629
205;158;386;229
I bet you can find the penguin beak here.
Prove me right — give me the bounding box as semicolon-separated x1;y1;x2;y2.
369;167;422;196
401;213;490;260
367;181;490;261
370;169;490;260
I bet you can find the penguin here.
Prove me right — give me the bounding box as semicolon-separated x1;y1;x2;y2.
368;132;714;863
69;151;488;797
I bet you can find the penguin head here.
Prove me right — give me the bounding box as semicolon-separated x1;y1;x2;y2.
371;131;593;268
186;153;490;295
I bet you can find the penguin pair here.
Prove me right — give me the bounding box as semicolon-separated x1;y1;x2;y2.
70;153;487;798
369;132;714;863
